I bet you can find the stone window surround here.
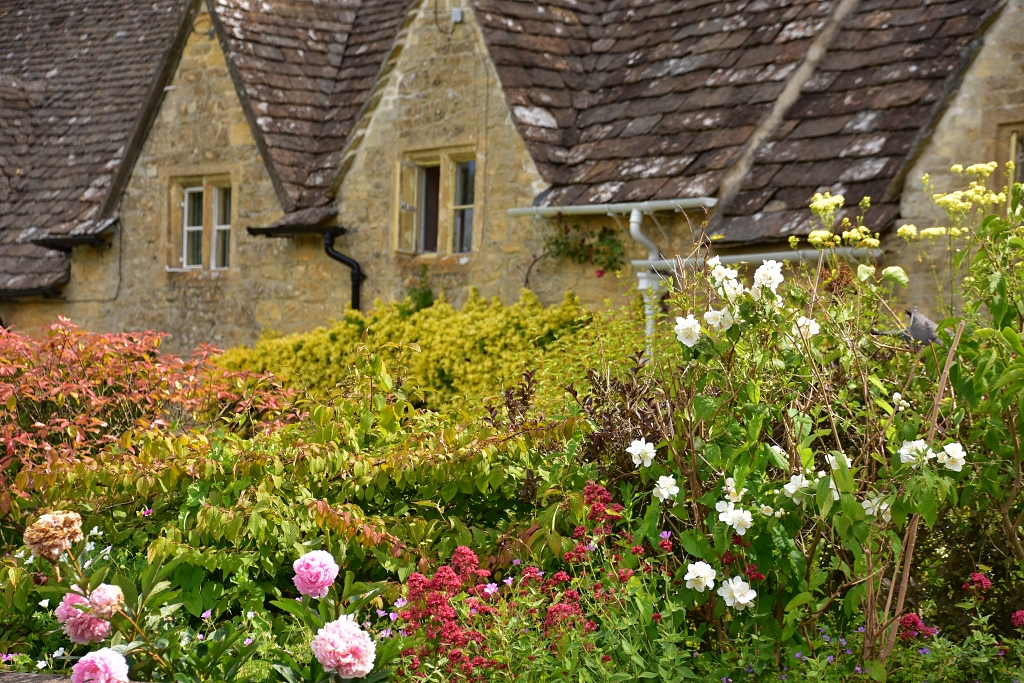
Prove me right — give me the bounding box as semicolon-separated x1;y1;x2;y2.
997;122;1024;185
161;163;240;274
394;145;478;258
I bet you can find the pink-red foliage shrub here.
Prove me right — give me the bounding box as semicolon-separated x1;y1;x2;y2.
0;317;291;517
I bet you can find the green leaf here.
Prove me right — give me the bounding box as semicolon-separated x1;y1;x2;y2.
866;659;887;682
857;263;875;281
678;531;712;560
765;443;788;470
784;592;813;612
1001;327;1024;356
881;266;909;287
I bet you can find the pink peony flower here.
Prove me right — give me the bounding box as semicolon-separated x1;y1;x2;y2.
70;647;129;683
311;615;376;679
292;550;339;599
89;584;124;619
56;592;111;645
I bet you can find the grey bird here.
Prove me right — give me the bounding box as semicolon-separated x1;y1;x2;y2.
871;306;939;345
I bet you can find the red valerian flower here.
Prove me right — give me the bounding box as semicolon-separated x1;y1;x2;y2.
583;482;612;505
630;545;644;556
651;612;662;622
1012;610;1024;628
658;539;673;552
962;572;992;592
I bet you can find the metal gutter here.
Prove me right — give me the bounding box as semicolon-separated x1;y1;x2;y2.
633;247;883;270
507;197;717;217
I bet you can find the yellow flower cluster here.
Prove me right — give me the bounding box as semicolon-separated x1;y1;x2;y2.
841;223;880;248
809;192;845;230
896;224;918;240
807;229;839;248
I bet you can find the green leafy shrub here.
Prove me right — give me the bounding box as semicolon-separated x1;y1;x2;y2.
216;290;588;410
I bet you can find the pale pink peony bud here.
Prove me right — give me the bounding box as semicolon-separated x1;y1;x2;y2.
292;550;339;599
89;584;125;619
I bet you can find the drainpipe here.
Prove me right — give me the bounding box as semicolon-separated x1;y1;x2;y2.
323;231;366;311
630;208;667;344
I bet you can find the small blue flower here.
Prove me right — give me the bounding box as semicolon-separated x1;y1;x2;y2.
917;647;930;655
794;652;802;659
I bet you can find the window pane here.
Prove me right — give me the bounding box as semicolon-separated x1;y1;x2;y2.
420;166;440;253
186;229;202;267
215;228;230;268
397;163;418;252
453;207;472;253
217;187;231;226
454;160;475;206
186;190;203;227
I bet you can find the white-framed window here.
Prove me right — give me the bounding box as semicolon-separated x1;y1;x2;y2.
183;187;204;268
452;160;475;254
213;186;231;269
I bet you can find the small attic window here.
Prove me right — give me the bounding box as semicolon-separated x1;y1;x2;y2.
171;177;232;271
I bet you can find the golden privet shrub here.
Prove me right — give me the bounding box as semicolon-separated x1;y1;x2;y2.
216;289;589;409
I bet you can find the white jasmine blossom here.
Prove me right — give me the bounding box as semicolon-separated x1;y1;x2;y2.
828;477;840;501
684;561;717;593
718;278;745;303
792;316;821;340
627;438;657;468
89;526;102;537
759;504;774;516
674;315;702;347
826;452;849;470
723;477;747;503
37;660;46;669
15;549;24;559
753;260;784;293
898;439;935;468
937;442;966;472
653;475;680;502
704;308;735;331
716;500;734;514
52;648;64;658
892;392;910;412
38;599;49;608
861;495;891;522
783;473;810;498
774;509;786;518
85;541;95;552
719;505;754;536
717;576;757;610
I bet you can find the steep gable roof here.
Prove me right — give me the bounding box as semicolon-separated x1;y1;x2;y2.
210;0;411;213
712;0;1001;244
475;0;839;207
0;0;193;295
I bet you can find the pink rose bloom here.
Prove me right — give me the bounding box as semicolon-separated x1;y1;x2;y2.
71;647;129;683
56;592;111;645
311;615;376;679
89;584;124;619
293;550;339;599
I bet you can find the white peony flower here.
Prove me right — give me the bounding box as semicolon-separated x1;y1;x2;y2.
861;495;892;522
674;315;702;347
898;439;935;468
792;316;821;340
653;475;680;502
717;576;757;610
684;561;717;592
627;438;657;468
937;442;966;472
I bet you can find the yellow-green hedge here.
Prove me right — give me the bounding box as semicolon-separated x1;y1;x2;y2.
216;289;589;409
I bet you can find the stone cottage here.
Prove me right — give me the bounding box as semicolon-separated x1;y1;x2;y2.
0;0;1019;350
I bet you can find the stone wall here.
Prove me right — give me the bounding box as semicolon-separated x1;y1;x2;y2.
331;1;701;311
886;0;1024;317
0;3;355;353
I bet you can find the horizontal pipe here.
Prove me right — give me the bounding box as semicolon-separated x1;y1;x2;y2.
632;247;882;271
507;197;717;217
